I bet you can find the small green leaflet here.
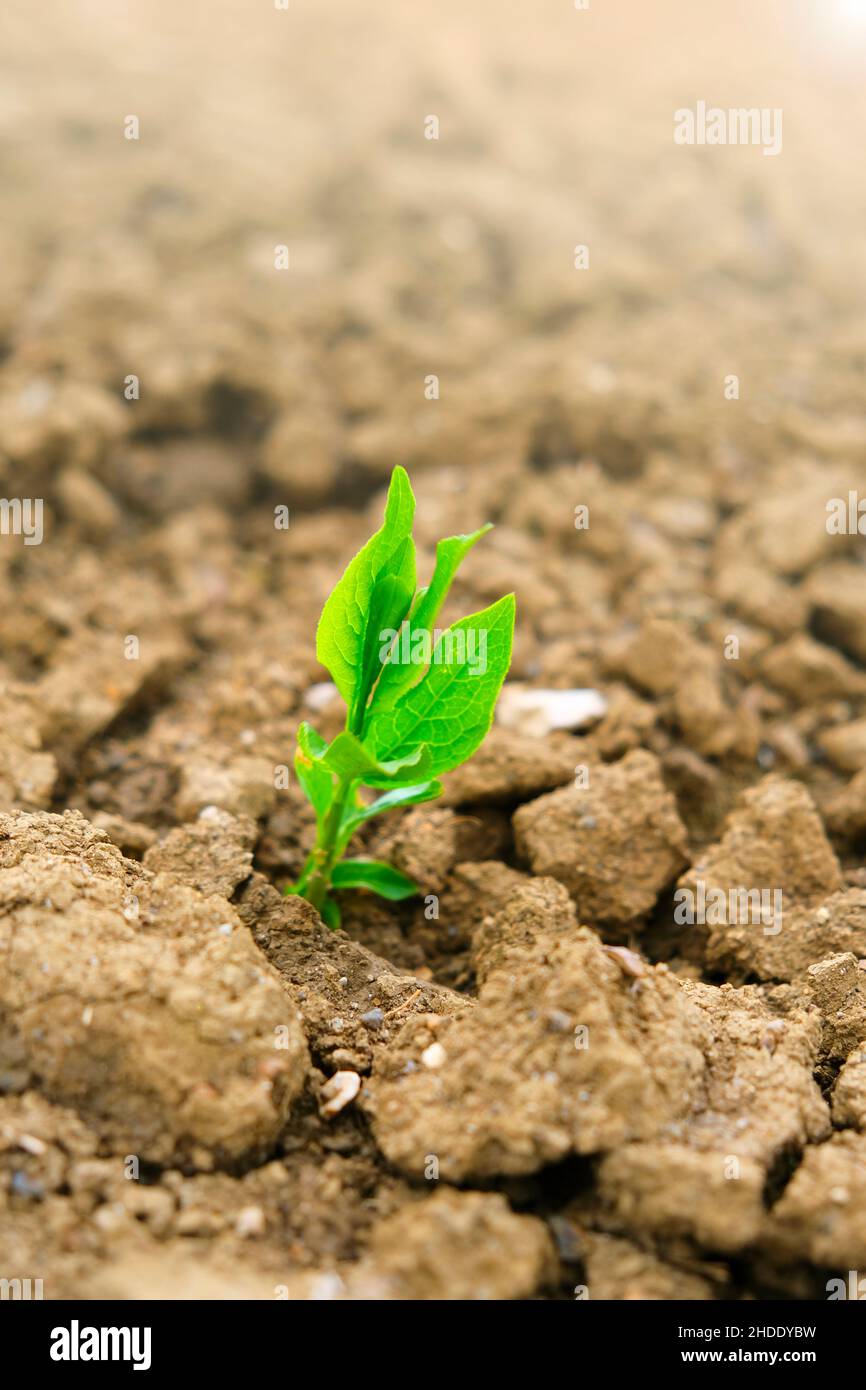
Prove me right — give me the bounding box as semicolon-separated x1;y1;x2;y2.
351;562;414;731
294;721;334;825
330;858;419;900
367;525;492;721
316;467;416;717
367;594;515;777
320;730;433;787
336;779;443;852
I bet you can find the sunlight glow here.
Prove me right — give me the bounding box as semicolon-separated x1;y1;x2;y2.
837;0;866;24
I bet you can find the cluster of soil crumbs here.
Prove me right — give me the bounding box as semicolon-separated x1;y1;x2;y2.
2;0;866;1299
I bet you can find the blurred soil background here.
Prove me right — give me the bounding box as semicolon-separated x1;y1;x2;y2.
1;0;866;1300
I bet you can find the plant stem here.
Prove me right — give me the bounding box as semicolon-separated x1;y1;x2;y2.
300;773;354;911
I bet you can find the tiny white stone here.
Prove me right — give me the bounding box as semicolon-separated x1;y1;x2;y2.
305;681;339;711
421;1042;447;1069
496;684;607;737
17;1133;46;1156
319;1070;361;1119
309;1272;346;1301
235;1205;266;1237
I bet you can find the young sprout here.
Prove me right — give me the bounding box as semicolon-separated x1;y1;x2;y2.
287;466;515;927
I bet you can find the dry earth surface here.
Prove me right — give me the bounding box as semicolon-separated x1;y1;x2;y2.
1;0;865;1300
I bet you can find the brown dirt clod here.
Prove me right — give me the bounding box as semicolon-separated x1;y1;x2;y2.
0;810;308;1166
513;749;689;926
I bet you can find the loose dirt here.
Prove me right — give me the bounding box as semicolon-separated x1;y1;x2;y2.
1;0;865;1300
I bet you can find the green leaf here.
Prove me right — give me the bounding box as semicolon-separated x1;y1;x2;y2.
368;526;492;720
316;467;416;715
331;858;419;900
368;594;515;777
294;722;334;825
337;779;443;849
321;730;432;788
421;527;492;621
351;562;414;731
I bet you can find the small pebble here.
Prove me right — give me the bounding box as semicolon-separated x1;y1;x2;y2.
549;1215;584;1263
305;681;339;711
319;1070;361;1119
309;1272;345;1300
497;684;607;737
16;1133;46;1156
11;1171;44;1200
235;1205;266;1237
602;944;646;978
421;1042;446;1069
548;1010;572;1033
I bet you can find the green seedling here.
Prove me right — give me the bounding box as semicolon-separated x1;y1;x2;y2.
287;466;515;926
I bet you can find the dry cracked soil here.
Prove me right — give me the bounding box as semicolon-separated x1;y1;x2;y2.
1;0;866;1301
